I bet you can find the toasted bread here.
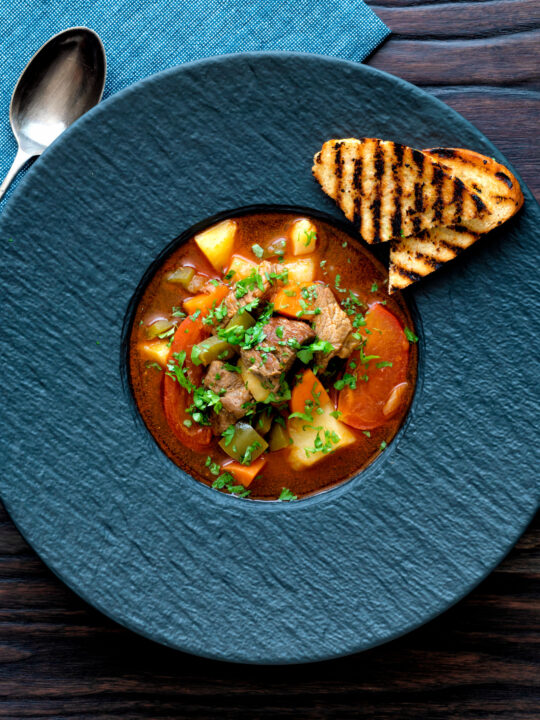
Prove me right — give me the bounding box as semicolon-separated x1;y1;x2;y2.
389;149;523;292
425;148;523;232
312;138;488;244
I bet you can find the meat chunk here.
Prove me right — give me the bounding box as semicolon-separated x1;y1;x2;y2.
203;361;253;435
241;316;315;394
312;286;358;369
215;261;284;330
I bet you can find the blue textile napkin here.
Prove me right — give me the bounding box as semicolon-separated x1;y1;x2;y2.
0;0;389;204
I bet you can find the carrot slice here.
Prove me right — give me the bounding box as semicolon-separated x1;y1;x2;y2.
162;316;212;451
338;303;410;430
273;281;317;319
290;368;331;415
183;283;228;317
225;456;267;487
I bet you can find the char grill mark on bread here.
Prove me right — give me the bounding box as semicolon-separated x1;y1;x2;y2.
312;138;487;244
389;148;523;292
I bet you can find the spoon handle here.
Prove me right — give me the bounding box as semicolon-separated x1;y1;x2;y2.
0;147;33;203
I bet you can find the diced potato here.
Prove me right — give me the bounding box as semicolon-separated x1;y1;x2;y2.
287;403;355;469
194;219;237;271
240;361;271;402
227;254;257;281
140;341;170;366
284;257;316;284
289;218;317;256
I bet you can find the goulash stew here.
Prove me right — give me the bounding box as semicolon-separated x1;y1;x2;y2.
129;212;418;500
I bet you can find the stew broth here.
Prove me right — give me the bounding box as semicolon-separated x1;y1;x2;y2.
129;211;417;500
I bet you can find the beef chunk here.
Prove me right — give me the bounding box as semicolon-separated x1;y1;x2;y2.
203;361;253;435
312;286;358;369
215;261;284;330
241;316;315;394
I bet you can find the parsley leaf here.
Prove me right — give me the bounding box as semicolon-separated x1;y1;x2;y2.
334;373;357;391
297;339;334;364
279;487;297;501
404;327;419;343
221;425;235;447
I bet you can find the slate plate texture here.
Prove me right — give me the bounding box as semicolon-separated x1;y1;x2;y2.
0;53;538;664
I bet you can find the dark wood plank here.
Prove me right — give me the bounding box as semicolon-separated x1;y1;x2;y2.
421;88;539;201
372;0;525;7
367;31;539;86
372;0;540;38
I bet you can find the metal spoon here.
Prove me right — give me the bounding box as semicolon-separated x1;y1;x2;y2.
0;27;106;202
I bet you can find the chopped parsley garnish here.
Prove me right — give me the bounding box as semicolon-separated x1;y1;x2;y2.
404;327;419;343
239;298;259;314
278;487;297;501
212;471;250;498
380;440;387;451
203;301;228;326
297;339;334;364
304;229;317;247
224;363;241;373
370;282;378;292
252;243;264;258
375;361;393;369
333;373;357;391
204;456;221;475
242;441;262;465
166;351;193;392
304;428;341;458
235;269;264;299
145;361;162;371
171;306;186;318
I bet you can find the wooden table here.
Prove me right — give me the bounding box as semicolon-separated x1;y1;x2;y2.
1;2;538;717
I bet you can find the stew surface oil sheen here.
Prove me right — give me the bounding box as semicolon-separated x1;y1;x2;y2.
129;212;418;501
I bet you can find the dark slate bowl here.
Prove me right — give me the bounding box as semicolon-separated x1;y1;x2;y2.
0;53;538;664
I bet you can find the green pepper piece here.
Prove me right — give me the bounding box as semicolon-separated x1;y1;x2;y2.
225;310;256;332
218;422;268;464
191;312;255;365
191;335;236;366
167;266;195;288
268;422;290;452
255;407;274;436
145;317;175;339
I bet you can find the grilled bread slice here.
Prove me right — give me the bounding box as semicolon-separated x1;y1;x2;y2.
424;148;523;231
312;138;488;244
389;149;523;292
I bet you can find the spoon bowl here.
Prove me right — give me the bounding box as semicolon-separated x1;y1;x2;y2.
0;27;106;201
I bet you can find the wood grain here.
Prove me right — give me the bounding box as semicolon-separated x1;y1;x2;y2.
1;1;539;717
372;0;540;37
